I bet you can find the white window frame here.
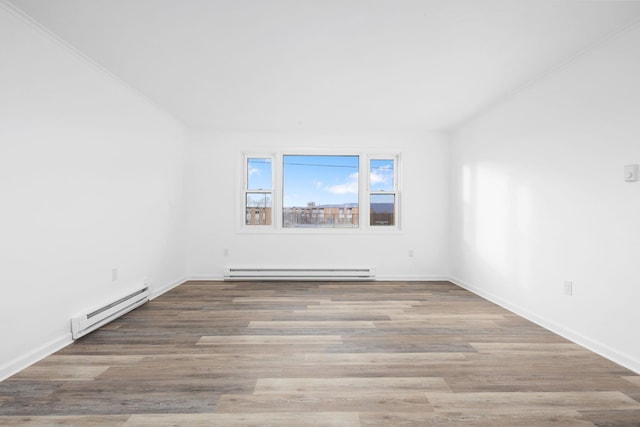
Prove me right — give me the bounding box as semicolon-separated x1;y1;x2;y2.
242;153;276;229
366;154;401;230
239;151;401;233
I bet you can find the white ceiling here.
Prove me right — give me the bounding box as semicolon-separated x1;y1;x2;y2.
8;0;640;132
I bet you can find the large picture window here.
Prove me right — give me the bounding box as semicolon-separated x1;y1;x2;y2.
283;155;359;228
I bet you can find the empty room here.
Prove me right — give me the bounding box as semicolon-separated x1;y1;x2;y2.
1;0;640;425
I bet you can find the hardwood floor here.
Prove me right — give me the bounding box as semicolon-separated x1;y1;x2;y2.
1;280;639;426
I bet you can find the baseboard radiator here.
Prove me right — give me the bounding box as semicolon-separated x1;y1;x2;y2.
224;267;375;281
70;286;150;339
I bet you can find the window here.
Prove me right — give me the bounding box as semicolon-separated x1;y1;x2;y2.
244;157;272;225
242;153;399;230
283;155;359;228
369;158;397;226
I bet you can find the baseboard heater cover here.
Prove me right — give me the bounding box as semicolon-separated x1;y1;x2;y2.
70;286;150;339
224;267;375;281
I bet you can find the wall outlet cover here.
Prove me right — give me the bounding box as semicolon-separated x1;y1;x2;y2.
564;281;573;296
624;164;638;182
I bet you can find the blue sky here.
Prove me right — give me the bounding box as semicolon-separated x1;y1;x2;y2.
283;155;359;207
247;158;272;190
248;156;394;208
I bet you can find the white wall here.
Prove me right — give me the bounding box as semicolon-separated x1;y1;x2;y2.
187;131;449;280
0;5;188;379
450;24;640;372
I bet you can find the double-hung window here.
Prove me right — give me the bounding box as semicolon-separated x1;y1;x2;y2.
244;157;272;226
369;157;398;227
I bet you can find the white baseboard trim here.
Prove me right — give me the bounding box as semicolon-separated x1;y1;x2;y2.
150;276;189;300
449;276;640;375
0;333;73;382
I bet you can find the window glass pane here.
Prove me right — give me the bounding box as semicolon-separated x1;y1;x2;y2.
283;155;359;228
370;194;395;226
370;159;394;192
247;158;272;190
245;192;272;225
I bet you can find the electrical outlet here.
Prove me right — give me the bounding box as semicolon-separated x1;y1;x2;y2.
564;281;573;296
223;248;229;256
408;249;414;258
111;268;118;282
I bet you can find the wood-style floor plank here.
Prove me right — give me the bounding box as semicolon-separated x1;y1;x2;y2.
0;415;131;426
253;377;451;394
426;390;640;414
0;280;639;426
215;392;433;413
9;366;110;381
125;412;362;427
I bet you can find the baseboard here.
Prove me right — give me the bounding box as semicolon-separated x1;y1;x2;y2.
449;276;640;375
150;276;189;300
0;333;73;382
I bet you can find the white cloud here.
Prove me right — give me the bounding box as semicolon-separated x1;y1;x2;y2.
370;172;388;184
370;165;392;185
248;166;260;176
326;172;358;194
